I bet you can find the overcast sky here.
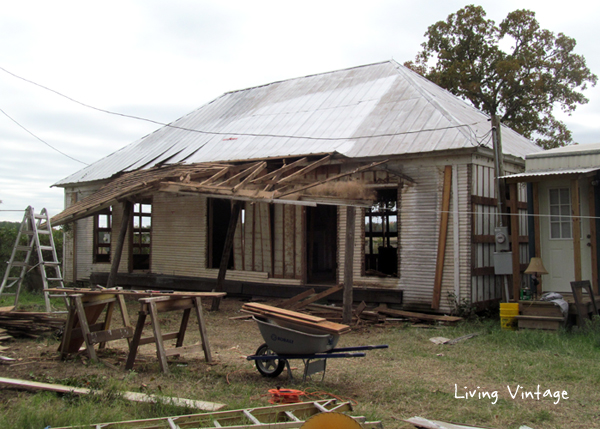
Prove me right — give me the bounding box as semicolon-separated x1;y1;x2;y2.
1;0;599;222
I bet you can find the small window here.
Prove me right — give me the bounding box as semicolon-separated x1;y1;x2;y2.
549;188;571;239
93;207;112;263
364;189;398;276
132;201;152;270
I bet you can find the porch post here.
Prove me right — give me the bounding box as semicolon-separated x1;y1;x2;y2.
211;200;242;311
343;206;356;324
107;200;133;289
509;183;521;300
572;179;582;282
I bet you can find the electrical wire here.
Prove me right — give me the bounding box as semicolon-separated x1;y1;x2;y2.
0;65;492;142
0;107;88;165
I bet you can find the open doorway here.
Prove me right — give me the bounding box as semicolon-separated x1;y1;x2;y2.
306;205;337;284
208;198;234;269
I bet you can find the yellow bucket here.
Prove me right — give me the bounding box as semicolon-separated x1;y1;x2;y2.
500;303;519;330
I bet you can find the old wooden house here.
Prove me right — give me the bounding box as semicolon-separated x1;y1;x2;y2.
51;60;541;313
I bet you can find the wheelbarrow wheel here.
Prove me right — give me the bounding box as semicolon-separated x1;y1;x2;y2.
255;343;285;377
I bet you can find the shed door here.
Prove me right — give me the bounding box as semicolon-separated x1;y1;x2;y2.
539;181;592;292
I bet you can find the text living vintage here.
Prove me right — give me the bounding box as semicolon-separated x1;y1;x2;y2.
454;384;569;405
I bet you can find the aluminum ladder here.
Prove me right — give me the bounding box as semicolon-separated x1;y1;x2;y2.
0;206;67;313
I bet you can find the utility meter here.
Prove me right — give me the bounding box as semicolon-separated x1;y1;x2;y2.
494;226;510;252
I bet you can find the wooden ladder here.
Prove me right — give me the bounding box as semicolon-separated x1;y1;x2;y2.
0;206;67;313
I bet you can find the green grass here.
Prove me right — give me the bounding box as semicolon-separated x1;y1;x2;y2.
1;295;599;428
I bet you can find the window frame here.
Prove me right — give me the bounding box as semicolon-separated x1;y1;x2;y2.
364;188;399;277
131;200;152;271
548;187;572;240
93;207;112;263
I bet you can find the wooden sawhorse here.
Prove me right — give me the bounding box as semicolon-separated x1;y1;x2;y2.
125;294;223;374
60;292;133;362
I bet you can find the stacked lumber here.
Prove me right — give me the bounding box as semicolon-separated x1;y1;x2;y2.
241;303;351;335
0;310;66;339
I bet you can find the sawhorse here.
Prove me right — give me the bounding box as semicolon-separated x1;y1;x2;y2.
125;295;221;374
60;292;133;362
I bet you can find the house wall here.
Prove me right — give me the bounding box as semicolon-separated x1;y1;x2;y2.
62;151;527;312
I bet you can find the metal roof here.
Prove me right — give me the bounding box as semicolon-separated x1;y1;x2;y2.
503;166;600;182
55;60;541;186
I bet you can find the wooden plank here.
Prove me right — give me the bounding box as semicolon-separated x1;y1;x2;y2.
375;306;462;324
278;288;316;309
509;183;521;300
590;180;599;294
149;301;169;374
213;200;242;311
343;207;356;324
46;288;226;298
0;377;225;411
242;303;326;323
277;155;332;184
88;326;134;344
107;200;132;289
432;166;452;310
194;296;212;363
291;285;344;310
572;179;582;282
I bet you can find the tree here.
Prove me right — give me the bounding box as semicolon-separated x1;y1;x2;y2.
406;5;597;149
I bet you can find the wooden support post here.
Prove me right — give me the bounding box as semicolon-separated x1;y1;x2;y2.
590;179;599;295
211;200;242;311
107;201;133;289
432;166;452;310
509;183;521;301
194;296;212;362
343;206;356;325
532;182;542;294
572;179;582;282
73;295;98;362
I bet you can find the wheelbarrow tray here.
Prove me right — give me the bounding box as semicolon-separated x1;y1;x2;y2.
253;316;339;355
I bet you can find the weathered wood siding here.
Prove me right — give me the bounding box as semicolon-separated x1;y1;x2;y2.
471;156;528;303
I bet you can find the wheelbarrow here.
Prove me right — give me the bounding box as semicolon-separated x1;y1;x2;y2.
247;316;388;381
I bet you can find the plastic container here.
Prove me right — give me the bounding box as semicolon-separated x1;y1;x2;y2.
500;303;519;330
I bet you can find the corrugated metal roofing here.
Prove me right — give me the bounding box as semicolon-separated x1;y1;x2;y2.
503;166;600;181
55;60;541;186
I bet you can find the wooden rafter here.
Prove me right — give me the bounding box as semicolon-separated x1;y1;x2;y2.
277;155;332;184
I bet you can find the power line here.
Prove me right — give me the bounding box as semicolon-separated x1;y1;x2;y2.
0;65;491;143
0;107;88;165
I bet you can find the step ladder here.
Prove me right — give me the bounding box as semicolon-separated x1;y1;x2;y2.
0;206;68;313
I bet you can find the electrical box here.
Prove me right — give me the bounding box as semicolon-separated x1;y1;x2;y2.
494;226;510;252
493;252;513;275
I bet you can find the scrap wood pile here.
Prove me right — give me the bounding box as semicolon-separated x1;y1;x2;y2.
0;306;66;339
239;285;463;328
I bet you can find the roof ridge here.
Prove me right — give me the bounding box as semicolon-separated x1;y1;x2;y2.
392;62;482;144
222;60;397;96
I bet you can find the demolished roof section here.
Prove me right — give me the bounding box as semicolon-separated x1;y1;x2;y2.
51;155;388;225
54;60;541;187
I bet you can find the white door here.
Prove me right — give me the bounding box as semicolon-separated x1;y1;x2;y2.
539;180;592;293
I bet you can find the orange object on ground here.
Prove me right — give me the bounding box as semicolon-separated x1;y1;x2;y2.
268;388;306;404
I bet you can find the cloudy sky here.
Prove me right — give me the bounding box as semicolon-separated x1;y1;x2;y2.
1;0;599;222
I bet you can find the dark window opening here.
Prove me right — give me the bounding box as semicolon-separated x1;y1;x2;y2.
132;201;151;270
365;188;398;277
307;205;337;284
94;207;112;263
208;198;234;269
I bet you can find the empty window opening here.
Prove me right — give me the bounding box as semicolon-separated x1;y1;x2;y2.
132;201;151;270
365;188;398;277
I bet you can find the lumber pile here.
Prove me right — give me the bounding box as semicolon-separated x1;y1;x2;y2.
241;303;351;335
239;285;463;329
0;310;66;339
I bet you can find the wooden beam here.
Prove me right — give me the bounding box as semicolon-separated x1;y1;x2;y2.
343;207;356;324
509;183;521;301
277;155;332;184
590;179;599;294
572;179;582;282
211;201;243;311
275;160;388;199
432;166;452;310
0;377;225;411
107;200;132;289
532;182;543;293
232;162;267;192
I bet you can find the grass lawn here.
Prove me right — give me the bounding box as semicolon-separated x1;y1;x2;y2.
0;292;599;428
